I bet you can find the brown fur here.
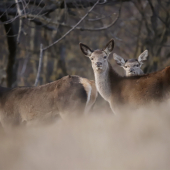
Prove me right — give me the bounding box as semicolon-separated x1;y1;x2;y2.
108;63;170;108
80;78;98;112
0;75;97;128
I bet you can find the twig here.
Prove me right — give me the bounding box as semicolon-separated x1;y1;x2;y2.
34;44;44;86
43;0;100;51
133;19;143;58
87;11;115;21
0;2;16;18
15;0;23;44
98;0;107;5
0;15;20;25
147;0;167;26
24;12;119;31
20;54;30;76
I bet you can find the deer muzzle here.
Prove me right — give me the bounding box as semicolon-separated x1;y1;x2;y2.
95;62;102;67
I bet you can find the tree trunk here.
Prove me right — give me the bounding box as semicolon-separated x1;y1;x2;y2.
0;14;18;87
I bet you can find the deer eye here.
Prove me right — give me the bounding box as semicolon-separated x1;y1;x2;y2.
91;58;93;60
124;66;127;68
104;56;107;59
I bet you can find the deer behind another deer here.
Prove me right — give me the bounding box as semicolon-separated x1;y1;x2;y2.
80;39;170;114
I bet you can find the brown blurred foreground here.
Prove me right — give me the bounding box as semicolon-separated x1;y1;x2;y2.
0;104;170;170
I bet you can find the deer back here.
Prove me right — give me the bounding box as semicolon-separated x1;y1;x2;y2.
0;75;97;127
109;65;170;107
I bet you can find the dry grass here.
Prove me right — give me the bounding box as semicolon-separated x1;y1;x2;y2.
0;103;170;170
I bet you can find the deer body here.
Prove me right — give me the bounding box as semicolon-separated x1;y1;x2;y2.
108;64;168;106
0;75;97;127
80;40;170;113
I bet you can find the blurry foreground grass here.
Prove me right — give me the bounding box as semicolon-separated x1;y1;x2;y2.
0;104;170;170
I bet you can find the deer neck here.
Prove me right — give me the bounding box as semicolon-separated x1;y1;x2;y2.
94;63;120;102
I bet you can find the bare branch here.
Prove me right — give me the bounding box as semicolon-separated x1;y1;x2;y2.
0;1;62;16
0;15;20;25
20;54;30;76
15;0;23;44
34;44;44;86
43;0;100;51
98;0;107;5
87;12;115;21
148;0;167;26
0;0;128;17
22;2;120;34
22;12;118;31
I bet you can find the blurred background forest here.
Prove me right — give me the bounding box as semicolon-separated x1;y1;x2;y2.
0;0;170;88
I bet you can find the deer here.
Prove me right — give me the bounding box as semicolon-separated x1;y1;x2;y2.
0;75;97;128
113;50;148;77
79;39;170;114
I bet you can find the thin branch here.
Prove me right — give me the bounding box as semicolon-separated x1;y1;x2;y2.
33;0;100;85
87;11;116;21
34;44;43;86
133;19;143;58
148;0;167;26
43;0;100;51
15;0;23;44
21;0;27;15
24;18;56;30
25;10;115;23
20;54;30;76
23;12;118;31
0;15;20;25
98;0;107;5
0;2;16;18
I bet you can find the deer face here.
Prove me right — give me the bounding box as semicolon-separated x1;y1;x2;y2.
123;59;142;76
79;39;114;73
90;50;109;72
113;50;148;76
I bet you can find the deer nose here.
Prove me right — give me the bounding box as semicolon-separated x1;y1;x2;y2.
129;68;134;72
95;62;102;67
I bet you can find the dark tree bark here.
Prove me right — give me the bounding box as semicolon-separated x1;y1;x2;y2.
54;14;68;80
57;45;67;79
0;14;18;87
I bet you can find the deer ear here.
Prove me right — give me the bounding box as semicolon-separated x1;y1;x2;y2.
113;53;125;67
138;50;148;64
103;39;114;55
79;43;93;57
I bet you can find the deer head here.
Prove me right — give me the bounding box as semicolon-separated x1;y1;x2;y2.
113;50;148;76
79;39;114;73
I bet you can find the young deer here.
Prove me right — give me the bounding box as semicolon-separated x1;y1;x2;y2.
80;39;170;113
0;75;97;128
113;50;148;76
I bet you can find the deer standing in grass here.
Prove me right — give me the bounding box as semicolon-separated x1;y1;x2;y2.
80;39;170;113
113;50;148;76
0;75;97;128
